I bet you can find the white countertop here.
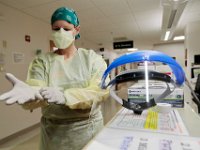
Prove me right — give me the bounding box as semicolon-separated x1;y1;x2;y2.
84;103;200;150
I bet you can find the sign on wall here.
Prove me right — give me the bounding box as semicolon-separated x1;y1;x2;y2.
12;52;24;64
113;41;134;49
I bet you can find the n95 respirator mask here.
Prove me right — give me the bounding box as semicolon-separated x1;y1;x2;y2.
52;28;75;49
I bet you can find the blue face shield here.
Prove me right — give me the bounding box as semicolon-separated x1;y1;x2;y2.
101;50;185;114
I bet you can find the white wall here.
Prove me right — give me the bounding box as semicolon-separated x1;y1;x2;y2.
0;4;51;140
185;20;200;78
76;38;98;51
153;42;185;69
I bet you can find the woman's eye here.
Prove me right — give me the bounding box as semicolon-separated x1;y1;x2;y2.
53;28;60;31
63;28;70;31
52;28;70;31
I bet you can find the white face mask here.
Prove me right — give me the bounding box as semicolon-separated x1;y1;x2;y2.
52;28;75;49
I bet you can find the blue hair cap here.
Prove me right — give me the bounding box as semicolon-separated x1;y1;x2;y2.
51;7;80;39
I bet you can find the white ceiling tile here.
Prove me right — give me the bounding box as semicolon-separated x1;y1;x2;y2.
84;32;113;43
178;12;200;29
127;0;161;13
184;0;200;13
109;13;135;24
0;0;56;9
116;21;140;33
91;0;125;7
178;0;200;29
83;23;121;34
97;1;131;16
61;0;95;11
125;32;143;41
134;9;162;21
81;19;111;30
22;0;95;23
77;7;106;22
22;5;55;23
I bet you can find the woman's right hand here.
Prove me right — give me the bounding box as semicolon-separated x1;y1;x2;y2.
0;73;43;104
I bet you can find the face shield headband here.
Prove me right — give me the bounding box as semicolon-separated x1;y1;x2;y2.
101;50;185;114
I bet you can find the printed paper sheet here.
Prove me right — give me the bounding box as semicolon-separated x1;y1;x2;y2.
109;108;188;135
85;128;200;150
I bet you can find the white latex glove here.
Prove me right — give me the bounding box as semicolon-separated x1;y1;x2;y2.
0;73;43;104
39;87;66;104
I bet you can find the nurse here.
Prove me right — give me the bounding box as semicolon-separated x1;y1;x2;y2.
0;7;109;150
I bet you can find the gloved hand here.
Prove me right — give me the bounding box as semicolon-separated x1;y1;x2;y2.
0;73;43;104
39;87;66;104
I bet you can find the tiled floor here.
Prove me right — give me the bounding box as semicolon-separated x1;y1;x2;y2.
10;135;40;150
0;127;40;150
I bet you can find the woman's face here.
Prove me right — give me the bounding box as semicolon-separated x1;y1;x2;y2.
52;20;80;37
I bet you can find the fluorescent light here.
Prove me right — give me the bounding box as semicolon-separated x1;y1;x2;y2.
127;48;138;51
173;35;185;41
164;31;170;41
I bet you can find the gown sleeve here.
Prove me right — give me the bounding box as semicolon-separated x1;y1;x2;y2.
22;55;49;110
63;51;110;109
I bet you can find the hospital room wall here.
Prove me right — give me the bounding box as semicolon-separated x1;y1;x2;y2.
0;3;51;140
185;20;200;78
153;42;185;69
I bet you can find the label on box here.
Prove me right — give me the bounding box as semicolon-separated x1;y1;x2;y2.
128;84;184;108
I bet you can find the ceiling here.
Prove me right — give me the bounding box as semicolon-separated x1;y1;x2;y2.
0;0;200;49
